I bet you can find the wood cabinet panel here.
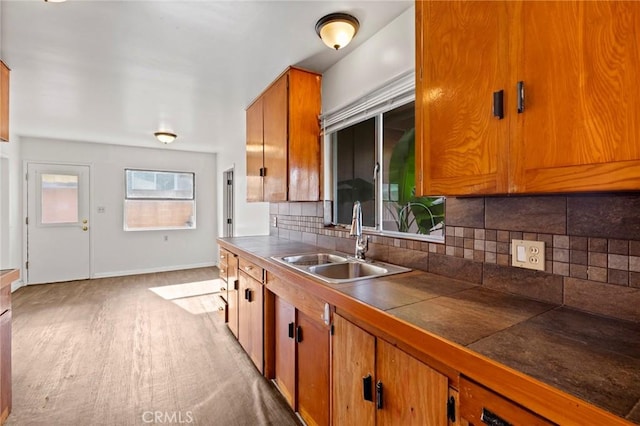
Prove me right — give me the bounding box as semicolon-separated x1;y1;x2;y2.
245;67;321;202
417;1;640;196
0;62;9;143
377;338;448;426
238;270;263;372
296;310;329;426
287;69;321;201
246;97;264;202
263;74;288;202
0;311;11;424
513;1;640;193
274;297;296;407
416;0;510;196
331;314;376;425
459;377;553;426
238;257;263;283
226;253;239;338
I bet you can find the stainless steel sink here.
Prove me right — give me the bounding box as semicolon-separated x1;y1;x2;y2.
271;252;410;284
280;253;348;266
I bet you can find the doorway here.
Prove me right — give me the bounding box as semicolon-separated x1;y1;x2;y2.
223;168;234;237
26;162;91;284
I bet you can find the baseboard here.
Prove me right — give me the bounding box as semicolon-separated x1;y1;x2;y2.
11;278;25;293
92;262;217;279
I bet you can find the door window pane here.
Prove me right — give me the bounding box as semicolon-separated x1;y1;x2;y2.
41;173;79;224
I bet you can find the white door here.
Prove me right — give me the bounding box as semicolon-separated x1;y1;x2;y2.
26;163;91;284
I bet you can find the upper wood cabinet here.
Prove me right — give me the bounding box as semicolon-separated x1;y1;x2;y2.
246;66;322;202
416;1;640;196
0;61;10;142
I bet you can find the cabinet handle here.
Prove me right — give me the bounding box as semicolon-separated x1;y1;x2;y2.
259;167;267;177
493;90;504;120
376;380;383;409
288;322;295;339
362;374;373;402
220;286;226;292
244;265;253;271
481;408;511;426
246;289;252;302
296;326;303;343
517;81;525;113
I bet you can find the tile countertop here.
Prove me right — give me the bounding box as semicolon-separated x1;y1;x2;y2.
218;236;640;424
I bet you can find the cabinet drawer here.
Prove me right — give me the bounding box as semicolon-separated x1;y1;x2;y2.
460;377;554;426
238;258;264;283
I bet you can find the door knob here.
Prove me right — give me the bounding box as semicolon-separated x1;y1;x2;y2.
82;219;88;224
82;226;88;231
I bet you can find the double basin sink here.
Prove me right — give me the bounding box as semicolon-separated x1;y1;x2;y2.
271;252;410;284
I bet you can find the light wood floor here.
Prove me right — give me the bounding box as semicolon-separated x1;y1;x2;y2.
7;267;299;426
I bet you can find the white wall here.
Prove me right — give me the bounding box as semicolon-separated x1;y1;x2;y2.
216;108;270;238
322;6;415;114
21;137;217;278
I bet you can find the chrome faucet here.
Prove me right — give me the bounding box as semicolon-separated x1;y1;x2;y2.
350;201;368;260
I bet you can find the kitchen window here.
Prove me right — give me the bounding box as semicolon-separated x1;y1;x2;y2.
324;72;444;241
124;169;196;231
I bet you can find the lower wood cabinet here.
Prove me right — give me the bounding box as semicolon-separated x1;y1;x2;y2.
0;310;11;424
273;294;330;426
238;265;264;373
459;377;553;426
332;314;449;425
223;250;239;338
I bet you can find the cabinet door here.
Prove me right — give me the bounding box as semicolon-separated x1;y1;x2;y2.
246;96;264;202
263;74;288;202
376;339;448;426
226;254;239;338
287;68;321;201
332;314;375;425
513;1;640;193
238;271;263;372
0;311;11;423
274;297;296;407
0;62;8;142
416;1;510;196
297;310;330;426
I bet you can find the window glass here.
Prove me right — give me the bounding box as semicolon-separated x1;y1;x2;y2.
331;101;445;240
382;104;444;236
124;169;195;231
335;117;376;227
41;173;79;224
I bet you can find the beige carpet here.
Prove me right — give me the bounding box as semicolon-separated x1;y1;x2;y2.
7;267;300;426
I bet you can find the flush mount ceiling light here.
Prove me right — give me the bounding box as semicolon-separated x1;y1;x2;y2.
44;0;67;3
315;13;360;50
154;131;177;144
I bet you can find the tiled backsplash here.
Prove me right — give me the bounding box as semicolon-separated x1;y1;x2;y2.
269;195;640;323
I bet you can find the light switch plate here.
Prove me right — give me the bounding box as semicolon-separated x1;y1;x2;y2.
511;239;545;271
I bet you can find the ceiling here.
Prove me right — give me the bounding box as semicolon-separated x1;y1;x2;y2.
2;0;412;153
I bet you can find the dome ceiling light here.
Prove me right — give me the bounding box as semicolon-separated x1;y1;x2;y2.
315;13;360;50
154;131;177;144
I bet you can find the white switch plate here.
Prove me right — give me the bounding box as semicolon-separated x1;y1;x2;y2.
511;239;545;271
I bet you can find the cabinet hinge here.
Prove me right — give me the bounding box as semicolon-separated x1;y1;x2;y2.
227;179;233;185
226;218;232;224
330;324;334;335
25;217;29;225
25;261;29;270
25;172;28;180
447;396;456;423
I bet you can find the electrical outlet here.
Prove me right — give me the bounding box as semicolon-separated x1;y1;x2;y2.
511;239;545;271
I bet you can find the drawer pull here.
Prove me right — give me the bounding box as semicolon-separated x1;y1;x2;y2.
362;374;373;402
481;408;512;426
220;286;226;292
220;255;225;260
244;265;253;271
